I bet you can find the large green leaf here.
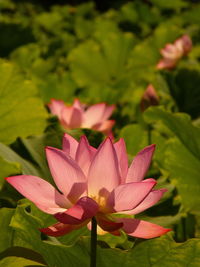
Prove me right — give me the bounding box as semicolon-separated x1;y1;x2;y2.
0;247;47;266
0;156;21;190
9;202;200;267
0;142;43;196
37;72;77;103
119;124;148;156
164;138;200;214
0;143;40;177
20;130;64;183
10;203;89;267
144;107;200;159
0;60;48;144
0;256;46;267
68;29;134;103
144;107;200;214
0;208;15;253
94;235;200;267
68;30;135;92
69;39;110;87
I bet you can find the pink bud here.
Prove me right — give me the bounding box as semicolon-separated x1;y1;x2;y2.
157;35;192;70
140;84;159;112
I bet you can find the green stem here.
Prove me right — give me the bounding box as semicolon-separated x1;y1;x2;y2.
90;217;97;267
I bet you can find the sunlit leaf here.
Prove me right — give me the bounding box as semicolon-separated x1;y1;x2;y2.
119;124;148;156
0;61;48;144
0;157;21;190
144;107;200;214
0;256;46;267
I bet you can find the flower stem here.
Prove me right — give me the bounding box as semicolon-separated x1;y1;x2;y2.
90;217;97;267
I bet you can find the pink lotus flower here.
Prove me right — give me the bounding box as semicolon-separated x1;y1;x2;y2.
48;99;115;135
6;134;170;238
157;35;192;70
140;84;159;112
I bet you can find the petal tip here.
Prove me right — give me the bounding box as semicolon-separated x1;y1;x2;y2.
143;178;157;186
45;146;56;156
45;146;52;151
5;176;13;183
5;175;18;182
138;144;156;156
160;228;172;236
80;135;88;142
45;146;61;154
149;143;156;150
107;136;114;143
63;132;69;138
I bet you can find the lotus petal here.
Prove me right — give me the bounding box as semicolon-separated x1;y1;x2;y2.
126;144;156;183
46;147;86;201
118;218;171;239
6;175;69;214
107;181;156;212
88;138;120;200
54;196;99;224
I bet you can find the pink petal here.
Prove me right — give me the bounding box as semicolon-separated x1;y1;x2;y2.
59;106;72;127
117;218;171;239
47;99;65;119
88;138;120;199
6;175;69;214
163;44;176;53
94;120;115;134
142;178;157;183
101;105;115;121
46;147;86;202
126;144;156;183
75;136;94;176
88;145;97;157
73;98;84;111
96;215;123;232
181;35;192;54
156;58;177;70
140;84;159;112
68;108;83;128
62;133;78;159
174;39;184;55
114;138;128;183
61;106;82;129
54;196;99;225
118;218;171;239
83;103;106;127
108;132;114;142
107;181;156;212
161;46;178;59
121;189;167;215
40;222;81;237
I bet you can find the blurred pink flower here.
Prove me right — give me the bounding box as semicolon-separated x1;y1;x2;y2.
48;98;115;135
6;134;170;238
140;84;159;112
157;35;192;70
